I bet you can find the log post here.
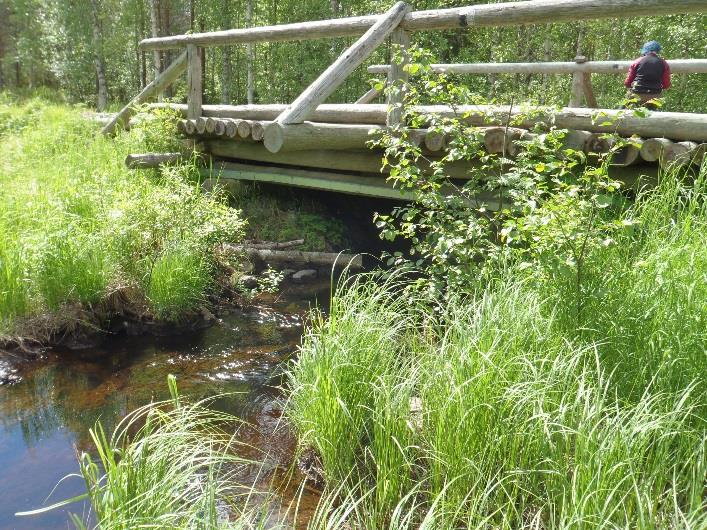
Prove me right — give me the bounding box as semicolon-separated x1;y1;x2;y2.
569;55;587;107
386;27;410;127
101;51;188;135
187;43;203;119
276;1;411;125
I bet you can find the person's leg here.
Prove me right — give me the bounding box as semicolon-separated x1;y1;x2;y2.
638;91;662;110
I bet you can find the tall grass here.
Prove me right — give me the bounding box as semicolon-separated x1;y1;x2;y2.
0;95;244;338
287;168;707;529
18;376;266;529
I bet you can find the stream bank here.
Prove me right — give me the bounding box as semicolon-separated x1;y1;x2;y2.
0;280;331;530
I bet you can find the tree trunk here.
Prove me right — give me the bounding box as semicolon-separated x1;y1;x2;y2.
220;0;232;103
139;0;147;88
149;0;162;102
91;0;109;111
246;0;254;104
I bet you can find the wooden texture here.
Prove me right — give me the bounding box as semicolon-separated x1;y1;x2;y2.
205;140;480;179
250;121;266;141
586;132;614;153
612;140;642;167
582;73;598;107
664;141;699;167
207;161;418;200
158;103;707;142
101;51;187;135
276;1;411;125
264;122;384;153
140;0;707;50
424;130;446;152
368;58;707;75
225;119;239;137
186;44;202;119
125;152;184;168
640;138;673;162
483;127;527;156
243;248;363;269
386;27;411;127
356;86;383;104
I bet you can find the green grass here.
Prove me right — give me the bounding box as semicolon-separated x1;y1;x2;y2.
287;168;707;529
0;94;245;338
227;183;349;252
18;376;266;530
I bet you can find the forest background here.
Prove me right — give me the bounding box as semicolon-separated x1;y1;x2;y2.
1;0;706;113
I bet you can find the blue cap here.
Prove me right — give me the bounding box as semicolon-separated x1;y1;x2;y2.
641;41;662;55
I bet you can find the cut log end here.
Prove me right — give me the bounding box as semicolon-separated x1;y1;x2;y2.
264;122;286;153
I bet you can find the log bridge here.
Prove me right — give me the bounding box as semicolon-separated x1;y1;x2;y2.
111;0;707;202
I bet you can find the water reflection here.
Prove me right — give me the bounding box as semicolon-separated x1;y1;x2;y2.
0;281;329;530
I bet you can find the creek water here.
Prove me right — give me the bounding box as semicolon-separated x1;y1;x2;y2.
0;281;331;530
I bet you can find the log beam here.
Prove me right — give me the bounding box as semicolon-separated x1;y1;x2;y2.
368;58;707;75
356;86;383;104
276;1;411;125
140;0;707;50
125;152;184;169
101;51;188;135
155;103;707;142
264;122;384;153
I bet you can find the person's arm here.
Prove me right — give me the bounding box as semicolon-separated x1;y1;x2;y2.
662;60;671;89
624;59;639;88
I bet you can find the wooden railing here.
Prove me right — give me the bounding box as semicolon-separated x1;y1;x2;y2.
368;58;707;108
102;0;707;137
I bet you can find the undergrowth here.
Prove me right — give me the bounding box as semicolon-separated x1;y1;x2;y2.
0;94;244;341
287;169;707;529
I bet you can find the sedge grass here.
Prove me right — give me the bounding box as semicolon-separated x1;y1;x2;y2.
0;95;244;338
287;167;707;529
17;376;269;530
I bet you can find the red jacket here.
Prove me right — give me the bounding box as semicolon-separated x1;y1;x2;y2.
624;53;671;91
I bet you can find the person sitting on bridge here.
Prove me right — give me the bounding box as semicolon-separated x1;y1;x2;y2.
624;41;671;109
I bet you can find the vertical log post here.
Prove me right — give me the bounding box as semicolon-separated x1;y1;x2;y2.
187;43;203;119
386;27;410;127
569;55;587;107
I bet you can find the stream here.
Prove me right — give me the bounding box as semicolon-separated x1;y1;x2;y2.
0;281;331;530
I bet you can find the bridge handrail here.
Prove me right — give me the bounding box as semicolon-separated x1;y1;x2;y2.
105;0;707;137
139;0;707;50
368;59;707;76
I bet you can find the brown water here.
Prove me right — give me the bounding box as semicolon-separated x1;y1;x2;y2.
0;282;330;530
